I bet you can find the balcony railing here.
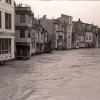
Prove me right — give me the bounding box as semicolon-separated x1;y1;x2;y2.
16;3;31;11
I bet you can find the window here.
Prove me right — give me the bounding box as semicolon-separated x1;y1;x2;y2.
28;30;31;38
5;13;12;29
28;32;31;38
58;24;61;27
68;26;70;32
5;0;11;4
8;39;11;52
0;11;1;28
32;42;34;48
68;35;70;39
20;30;25;38
89;35;92;40
86;35;88;40
2;39;5;53
0;38;11;54
0;38;1;54
20;14;25;23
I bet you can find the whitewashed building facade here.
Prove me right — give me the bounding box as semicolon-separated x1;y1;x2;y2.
0;0;15;62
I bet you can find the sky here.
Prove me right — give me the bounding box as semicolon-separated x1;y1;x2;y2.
15;0;100;27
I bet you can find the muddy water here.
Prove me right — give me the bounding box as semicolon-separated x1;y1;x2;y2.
0;48;100;100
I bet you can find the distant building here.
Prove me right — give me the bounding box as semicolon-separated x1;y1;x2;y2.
0;0;15;62
72;19;86;48
15;4;34;59
39;15;53;35
32;18;45;54
53;19;64;50
83;23;98;48
54;14;73;49
72;19;98;48
84;23;94;48
39;15;54;51
97;28;100;47
92;25;99;48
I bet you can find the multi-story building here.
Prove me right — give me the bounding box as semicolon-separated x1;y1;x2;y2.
53;19;64;50
54;14;73;49
73;19;98;48
84;23;94;48
32;18;44;54
84;24;98;48
0;0;15;63
72;19;86;48
39;15;54;52
15;4;34;59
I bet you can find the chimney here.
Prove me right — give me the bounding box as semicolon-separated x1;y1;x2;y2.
43;15;46;18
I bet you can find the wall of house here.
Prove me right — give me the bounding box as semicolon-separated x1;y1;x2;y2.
0;0;15;61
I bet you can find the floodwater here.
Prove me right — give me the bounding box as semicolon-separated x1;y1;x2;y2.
0;48;100;100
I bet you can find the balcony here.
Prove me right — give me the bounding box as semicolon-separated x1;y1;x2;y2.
16;38;31;43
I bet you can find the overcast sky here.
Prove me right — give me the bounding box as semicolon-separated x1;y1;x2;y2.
15;0;100;27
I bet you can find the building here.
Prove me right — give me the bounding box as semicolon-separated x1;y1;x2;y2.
53;19;64;50
55;14;73;49
32;18;44;54
15;4;34;59
73;19;86;48
72;19;98;48
39;15;54;52
92;25;99;48
84;23;94;48
83;23;98;48
97;28;100;47
0;0;15;63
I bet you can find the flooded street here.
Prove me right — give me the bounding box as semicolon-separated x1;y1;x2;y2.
0;48;100;100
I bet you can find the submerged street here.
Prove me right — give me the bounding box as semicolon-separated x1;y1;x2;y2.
0;49;100;100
